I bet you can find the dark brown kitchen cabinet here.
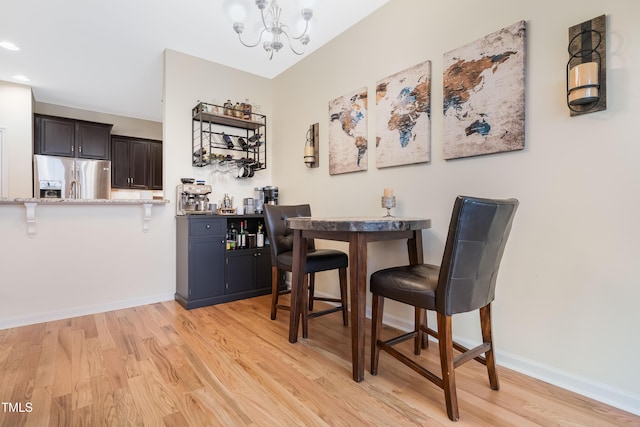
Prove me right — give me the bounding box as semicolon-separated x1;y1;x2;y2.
34;114;112;159
149;141;163;190
175;215;271;310
111;135;162;190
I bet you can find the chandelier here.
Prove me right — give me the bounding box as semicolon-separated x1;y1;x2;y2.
232;0;313;60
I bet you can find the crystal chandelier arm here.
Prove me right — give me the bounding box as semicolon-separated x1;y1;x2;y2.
280;31;304;56
281;19;309;41
260;4;272;34
235;27;267;48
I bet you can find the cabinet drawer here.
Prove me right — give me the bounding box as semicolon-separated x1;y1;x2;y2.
189;218;225;237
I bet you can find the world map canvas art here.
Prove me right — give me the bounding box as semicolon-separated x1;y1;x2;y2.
443;20;526;160
376;60;431;168
328;87;368;175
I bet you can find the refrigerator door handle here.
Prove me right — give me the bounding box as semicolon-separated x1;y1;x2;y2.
70;180;76;199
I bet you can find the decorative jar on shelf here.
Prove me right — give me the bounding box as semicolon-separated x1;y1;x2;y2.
223;100;234;116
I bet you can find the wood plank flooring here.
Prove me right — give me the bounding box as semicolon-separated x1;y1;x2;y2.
0;295;638;426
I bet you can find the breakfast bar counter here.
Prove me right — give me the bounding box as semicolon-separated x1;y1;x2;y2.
0;197;169;236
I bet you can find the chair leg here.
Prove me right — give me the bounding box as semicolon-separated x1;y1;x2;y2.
437;313;459;421
302;274;310;339
480;304;500;390
339;267;348;326
370;293;384;375
421;309;429;349
270;266;280;320
308;273;315;311
414;307;424;355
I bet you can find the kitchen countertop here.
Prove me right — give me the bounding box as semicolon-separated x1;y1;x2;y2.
0;197;168;205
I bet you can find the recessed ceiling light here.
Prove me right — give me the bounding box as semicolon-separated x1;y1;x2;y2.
13;75;30;82
0;41;20;51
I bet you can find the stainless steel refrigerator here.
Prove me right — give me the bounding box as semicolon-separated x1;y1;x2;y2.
34;154;111;199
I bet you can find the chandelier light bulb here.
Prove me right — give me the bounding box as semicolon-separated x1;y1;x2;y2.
233;0;313;60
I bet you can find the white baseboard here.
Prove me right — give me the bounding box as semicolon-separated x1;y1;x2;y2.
377;309;640;417
0;292;175;330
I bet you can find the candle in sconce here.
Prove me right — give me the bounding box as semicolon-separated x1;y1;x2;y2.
383;188;394;198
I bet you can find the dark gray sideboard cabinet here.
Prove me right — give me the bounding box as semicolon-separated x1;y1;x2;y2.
175;215;272;309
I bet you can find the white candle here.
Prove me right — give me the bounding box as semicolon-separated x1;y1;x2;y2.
384;188;394;197
568;62;599;105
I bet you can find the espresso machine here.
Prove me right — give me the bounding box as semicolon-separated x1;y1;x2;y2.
176;184;213;215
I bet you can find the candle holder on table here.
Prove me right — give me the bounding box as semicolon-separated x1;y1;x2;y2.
381;196;396;217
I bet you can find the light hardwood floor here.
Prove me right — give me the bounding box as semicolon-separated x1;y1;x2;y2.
0;295;638;426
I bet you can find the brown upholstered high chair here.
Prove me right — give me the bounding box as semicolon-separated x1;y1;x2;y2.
369;196;518;421
264;204;348;336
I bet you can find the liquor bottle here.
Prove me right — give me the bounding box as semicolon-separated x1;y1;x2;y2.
240;221;247;249
234;102;243;118
256;223;264;248
229;223;237;250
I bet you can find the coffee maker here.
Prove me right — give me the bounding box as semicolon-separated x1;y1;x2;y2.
254;186;278;213
176;184;213;215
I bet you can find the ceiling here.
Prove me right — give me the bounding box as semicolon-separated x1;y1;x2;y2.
1;0;389;122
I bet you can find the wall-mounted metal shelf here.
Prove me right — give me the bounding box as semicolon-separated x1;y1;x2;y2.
192;102;267;175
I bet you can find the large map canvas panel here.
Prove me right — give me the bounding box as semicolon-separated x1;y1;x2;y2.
328;87;368;175
376;60;431;168
443;20;526;160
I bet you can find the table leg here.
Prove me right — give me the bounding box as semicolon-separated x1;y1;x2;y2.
407;230;424;265
349;232;368;382
289;229;307;343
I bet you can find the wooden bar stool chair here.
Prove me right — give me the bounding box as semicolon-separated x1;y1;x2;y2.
264;204;348;337
370;196;519;421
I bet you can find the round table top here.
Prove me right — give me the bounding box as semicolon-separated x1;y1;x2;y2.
286;216;431;232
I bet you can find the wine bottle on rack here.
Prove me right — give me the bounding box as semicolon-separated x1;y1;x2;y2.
222;133;234;149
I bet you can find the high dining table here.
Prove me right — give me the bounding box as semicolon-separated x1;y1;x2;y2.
286;216;431;382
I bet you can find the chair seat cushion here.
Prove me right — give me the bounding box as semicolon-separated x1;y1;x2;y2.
370;264;440;310
277;249;348;273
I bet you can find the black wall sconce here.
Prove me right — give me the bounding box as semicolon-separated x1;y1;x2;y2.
567;14;606;116
304;123;319;168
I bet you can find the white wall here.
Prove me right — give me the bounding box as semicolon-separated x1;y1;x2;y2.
0;81;33;197
163;49;274;208
271;0;640;414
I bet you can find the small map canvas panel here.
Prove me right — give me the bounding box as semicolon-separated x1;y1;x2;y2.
376;60;431;168
443;20;526;160
328;87;368;175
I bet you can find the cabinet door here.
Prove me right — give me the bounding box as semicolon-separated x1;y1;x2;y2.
129;140;149;189
111;137;131;188
35;116;75;157
190;239;225;300
76;122;111;159
226;251;257;294
255;249;272;290
149;141;163;190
